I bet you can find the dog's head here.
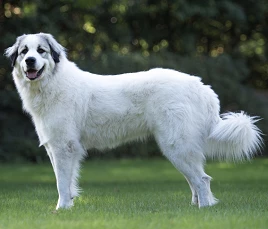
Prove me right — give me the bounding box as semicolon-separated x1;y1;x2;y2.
5;33;66;81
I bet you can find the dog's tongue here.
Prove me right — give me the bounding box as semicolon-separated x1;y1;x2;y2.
27;70;38;79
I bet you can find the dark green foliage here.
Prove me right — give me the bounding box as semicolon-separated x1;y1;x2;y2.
0;0;267;162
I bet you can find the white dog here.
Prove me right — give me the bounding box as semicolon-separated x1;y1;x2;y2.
5;33;262;210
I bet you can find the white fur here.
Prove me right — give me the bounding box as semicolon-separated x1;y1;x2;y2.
5;33;263;210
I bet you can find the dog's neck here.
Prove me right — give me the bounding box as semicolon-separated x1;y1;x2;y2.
13;69;58;116
12;58;87;116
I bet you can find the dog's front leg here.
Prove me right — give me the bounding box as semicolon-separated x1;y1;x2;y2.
53;151;74;210
48;141;81;210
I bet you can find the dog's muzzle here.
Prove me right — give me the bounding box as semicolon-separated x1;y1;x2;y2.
25;66;45;80
25;57;36;68
25;57;45;80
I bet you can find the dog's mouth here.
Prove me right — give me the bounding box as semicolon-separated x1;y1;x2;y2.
25;66;45;80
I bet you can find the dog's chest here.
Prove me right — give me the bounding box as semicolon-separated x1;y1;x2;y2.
22;91;47;115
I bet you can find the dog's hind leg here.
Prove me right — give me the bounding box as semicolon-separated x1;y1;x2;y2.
167;150;217;207
156;135;218;208
184;176;198;205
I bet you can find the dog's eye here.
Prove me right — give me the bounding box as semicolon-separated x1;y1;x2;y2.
21;48;28;55
37;48;45;54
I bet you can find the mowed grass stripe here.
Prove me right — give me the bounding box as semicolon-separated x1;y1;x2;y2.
0;158;267;229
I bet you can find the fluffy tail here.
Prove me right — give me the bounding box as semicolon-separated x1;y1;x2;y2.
206;112;263;161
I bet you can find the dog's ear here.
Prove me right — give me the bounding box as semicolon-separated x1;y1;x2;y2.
5;35;26;67
49;44;60;63
39;33;66;64
8;51;18;67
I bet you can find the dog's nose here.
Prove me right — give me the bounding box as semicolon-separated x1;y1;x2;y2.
25;57;36;66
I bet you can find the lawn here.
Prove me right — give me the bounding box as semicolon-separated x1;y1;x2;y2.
0;158;268;229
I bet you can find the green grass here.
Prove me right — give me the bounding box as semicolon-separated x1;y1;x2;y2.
0;158;268;229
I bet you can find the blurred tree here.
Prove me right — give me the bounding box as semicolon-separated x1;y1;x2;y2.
0;0;267;162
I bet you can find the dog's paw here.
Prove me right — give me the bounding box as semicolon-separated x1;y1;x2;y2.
56;197;74;210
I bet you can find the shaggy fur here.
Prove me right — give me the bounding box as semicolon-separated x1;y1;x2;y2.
5;33;263;210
